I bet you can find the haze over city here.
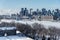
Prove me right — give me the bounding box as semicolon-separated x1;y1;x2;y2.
0;0;60;15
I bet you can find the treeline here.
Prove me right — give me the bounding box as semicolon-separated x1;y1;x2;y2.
16;23;60;38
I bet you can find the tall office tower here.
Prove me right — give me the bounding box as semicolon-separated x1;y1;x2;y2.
42;8;47;15
36;9;41;15
30;8;33;15
47;10;52;16
24;8;29;16
20;8;24;16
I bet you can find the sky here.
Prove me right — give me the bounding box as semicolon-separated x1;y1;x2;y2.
0;0;60;15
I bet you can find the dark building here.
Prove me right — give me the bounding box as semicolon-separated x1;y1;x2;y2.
24;8;29;16
20;8;25;16
30;8;33;15
53;12;58;20
53;9;60;20
55;9;59;13
6;29;16;36
11;14;17;19
0;30;4;36
0;27;16;36
42;8;47;15
36;9;41;16
32;11;37;15
32;9;41;18
47;10;52;16
20;8;29;16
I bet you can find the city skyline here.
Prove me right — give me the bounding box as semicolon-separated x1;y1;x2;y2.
0;0;60;15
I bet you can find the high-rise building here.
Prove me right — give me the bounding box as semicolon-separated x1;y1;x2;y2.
24;8;29;16
20;8;24;16
32;11;37;15
42;8;47;15
36;9;41;16
47;10;52;16
30;8;33;15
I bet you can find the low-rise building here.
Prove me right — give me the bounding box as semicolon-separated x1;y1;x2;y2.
41;15;53;21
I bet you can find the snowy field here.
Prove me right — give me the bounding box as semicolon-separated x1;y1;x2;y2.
0;34;33;40
15;20;60;29
1;19;60;29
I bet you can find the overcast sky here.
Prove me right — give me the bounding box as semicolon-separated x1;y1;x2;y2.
0;0;60;15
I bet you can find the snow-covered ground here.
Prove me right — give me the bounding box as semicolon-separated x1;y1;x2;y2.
1;19;16;23
0;36;33;40
17;20;60;29
0;34;33;40
15;20;60;29
1;19;60;29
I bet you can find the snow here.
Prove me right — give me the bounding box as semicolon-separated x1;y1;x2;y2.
0;37;7;40
1;19;15;23
0;27;16;30
45;35;50;38
1;19;60;29
15;20;60;29
7;36;33;40
16;31;21;34
0;35;33;40
37;21;60;29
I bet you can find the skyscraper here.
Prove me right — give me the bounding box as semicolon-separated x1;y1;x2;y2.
42;8;47;15
47;10;52;16
20;8;24;16
30;8;33;15
24;8;29;16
